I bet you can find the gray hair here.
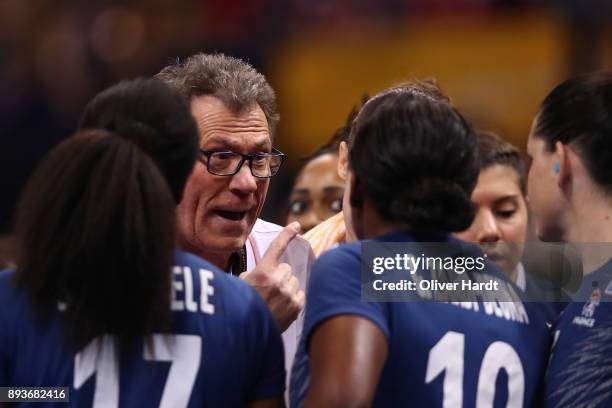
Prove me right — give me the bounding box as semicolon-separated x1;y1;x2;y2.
156;53;279;136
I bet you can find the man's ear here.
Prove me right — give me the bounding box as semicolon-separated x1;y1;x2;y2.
338;141;348;180
554;141;571;188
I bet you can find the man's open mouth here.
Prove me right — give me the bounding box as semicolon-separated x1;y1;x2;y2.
215;210;247;221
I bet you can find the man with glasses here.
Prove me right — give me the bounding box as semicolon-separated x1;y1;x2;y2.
156;53;312;386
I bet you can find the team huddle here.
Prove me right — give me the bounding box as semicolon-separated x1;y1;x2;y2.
1;53;612;408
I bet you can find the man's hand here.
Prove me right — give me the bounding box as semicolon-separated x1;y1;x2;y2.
240;222;306;332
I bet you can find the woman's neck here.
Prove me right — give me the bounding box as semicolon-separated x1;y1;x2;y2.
361;201;406;239
568;193;612;274
568;190;612;242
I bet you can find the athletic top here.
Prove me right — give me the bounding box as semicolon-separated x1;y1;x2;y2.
0;249;285;407
545;259;612;407
291;230;551;407
520;265;568;326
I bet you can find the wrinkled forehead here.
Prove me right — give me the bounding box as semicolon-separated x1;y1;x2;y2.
190;95;271;151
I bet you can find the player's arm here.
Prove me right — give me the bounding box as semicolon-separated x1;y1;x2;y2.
304;315;388;408
249;397;285;408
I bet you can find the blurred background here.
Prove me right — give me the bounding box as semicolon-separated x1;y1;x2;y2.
1;0;612;246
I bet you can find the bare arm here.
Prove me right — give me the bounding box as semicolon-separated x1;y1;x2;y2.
304;316;388;408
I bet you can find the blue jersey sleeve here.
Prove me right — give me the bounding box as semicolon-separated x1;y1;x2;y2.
304;244;390;347
245;285;286;401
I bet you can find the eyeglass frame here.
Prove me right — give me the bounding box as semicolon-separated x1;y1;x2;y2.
198;148;287;179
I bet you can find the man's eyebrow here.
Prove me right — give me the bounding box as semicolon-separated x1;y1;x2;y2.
204;136;270;150
254;143;272;152
290;188;310;195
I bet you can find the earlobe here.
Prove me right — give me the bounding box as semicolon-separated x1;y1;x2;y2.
338;142;348;180
553;141;570;188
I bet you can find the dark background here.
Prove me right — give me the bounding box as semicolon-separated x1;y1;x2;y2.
1;0;611;236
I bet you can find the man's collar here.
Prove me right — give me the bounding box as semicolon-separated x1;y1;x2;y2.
228;245;248;276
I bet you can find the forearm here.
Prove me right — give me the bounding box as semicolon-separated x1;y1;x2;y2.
304;316;388;408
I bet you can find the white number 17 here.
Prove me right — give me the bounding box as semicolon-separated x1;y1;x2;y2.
74;334;202;408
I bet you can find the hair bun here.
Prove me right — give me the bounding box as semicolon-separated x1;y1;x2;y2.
389;178;475;232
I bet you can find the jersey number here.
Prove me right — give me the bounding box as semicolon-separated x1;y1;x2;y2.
74;334;202;408
425;331;525;408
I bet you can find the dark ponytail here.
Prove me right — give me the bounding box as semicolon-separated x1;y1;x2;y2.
13;78;199;347
14;130;175;345
349;89;478;232
535;72;612;195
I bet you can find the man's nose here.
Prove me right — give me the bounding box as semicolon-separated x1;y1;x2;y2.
228;161;258;194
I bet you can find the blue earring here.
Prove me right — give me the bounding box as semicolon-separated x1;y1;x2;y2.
553;161;560;175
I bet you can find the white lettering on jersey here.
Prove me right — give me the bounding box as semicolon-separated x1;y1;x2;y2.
199;269;215;315
171;266;215;315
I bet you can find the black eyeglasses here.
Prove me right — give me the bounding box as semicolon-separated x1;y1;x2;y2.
199;148;286;178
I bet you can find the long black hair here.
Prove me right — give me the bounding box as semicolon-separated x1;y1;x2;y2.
13;78;199;347
349;87;478;232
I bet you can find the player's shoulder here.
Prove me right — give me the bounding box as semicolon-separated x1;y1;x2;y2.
0;269;13;313
174;249;259;305
174;249;225;280
0;269;29;338
581;259;612;298
0;267;14;282
317;240;361;263
251;218;312;256
0;267;13;287
0;268;20;306
311;241;361;282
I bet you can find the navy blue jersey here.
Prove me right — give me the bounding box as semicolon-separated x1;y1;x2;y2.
545;259;612;407
0;249;284;407
524;273;569;326
291;231;551;407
